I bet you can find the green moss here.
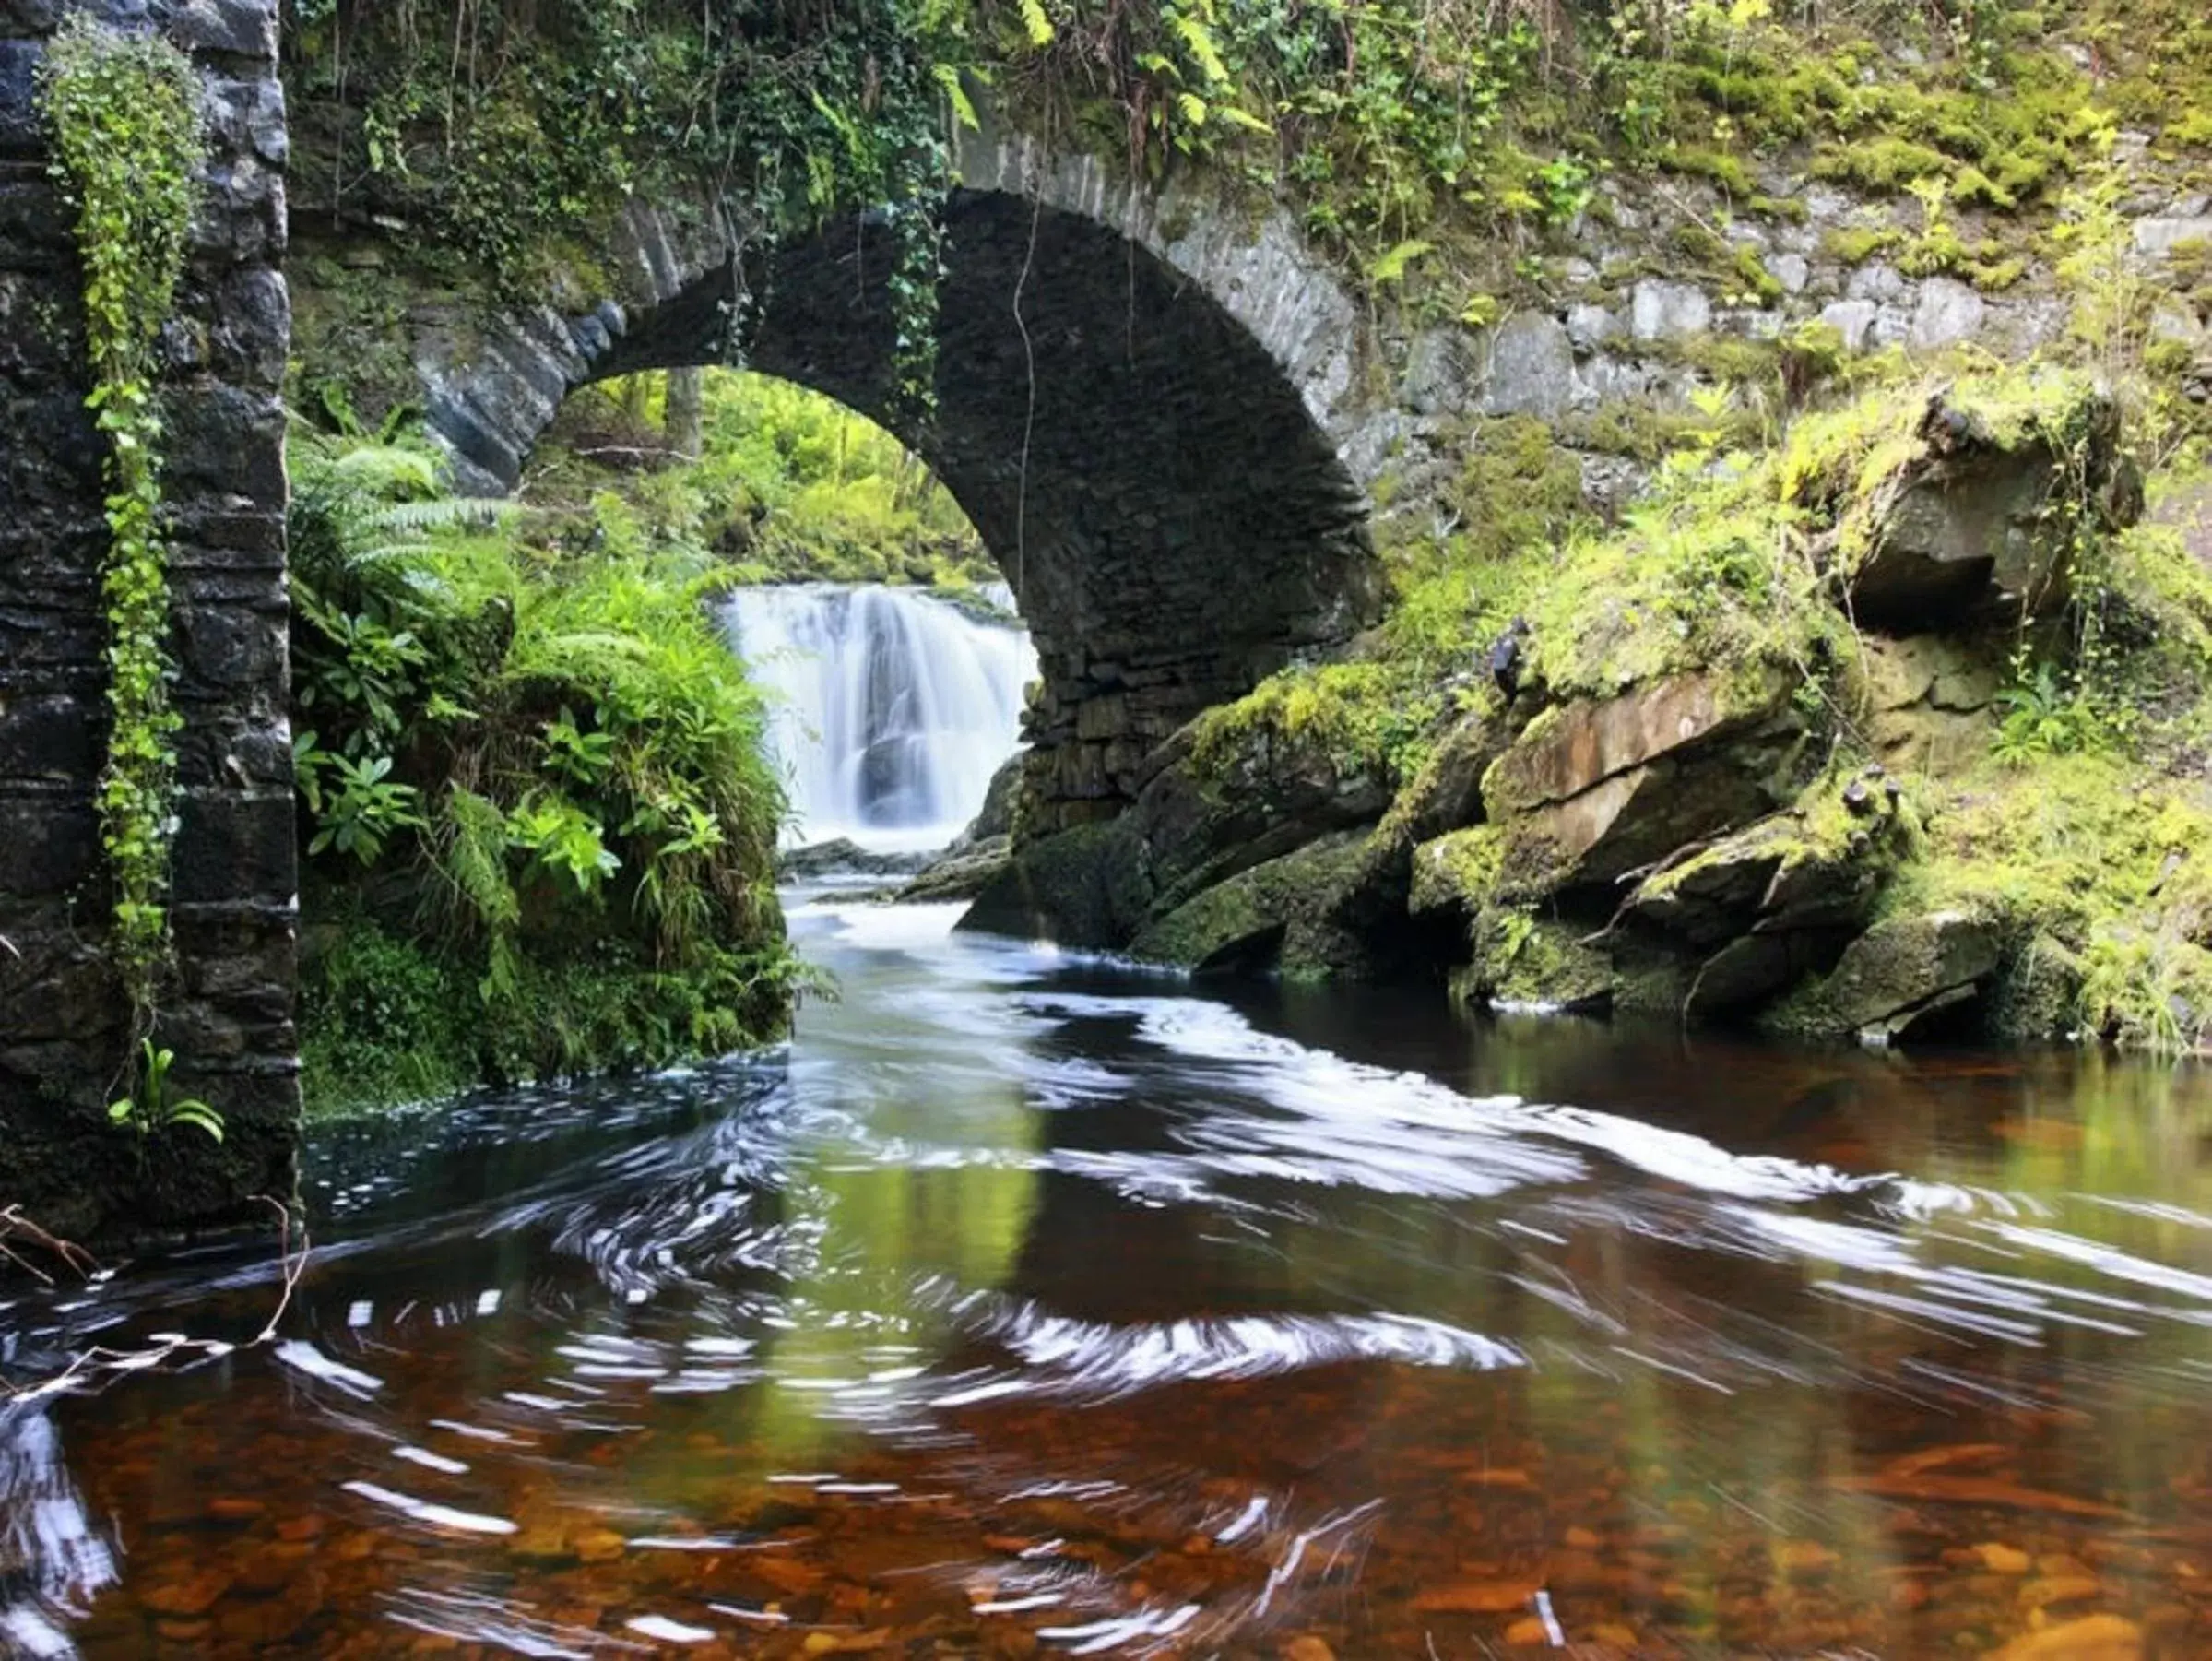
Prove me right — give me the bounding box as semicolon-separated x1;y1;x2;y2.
1409;825;1509;917
1130;835;1370;979
1823;224;1907;266
1813;136;1953;193
300;919;478;1114
1191;661;1446;795
301;909;794;1115
1780;364;2110;568
1661;145;1758;197
1888;757;2212;1051
1455;906;1614;1011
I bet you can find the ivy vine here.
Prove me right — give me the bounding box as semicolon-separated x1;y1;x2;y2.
41;18;205;1038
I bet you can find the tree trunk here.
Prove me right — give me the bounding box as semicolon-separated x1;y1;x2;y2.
665;367;704;460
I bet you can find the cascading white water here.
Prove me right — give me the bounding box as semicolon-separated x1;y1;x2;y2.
723;584;1035;852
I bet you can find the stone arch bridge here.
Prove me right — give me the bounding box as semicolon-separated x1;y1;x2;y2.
416;127;1397;832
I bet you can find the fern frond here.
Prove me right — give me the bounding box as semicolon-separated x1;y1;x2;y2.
1172;13;1229;85
1018;0;1054;47
933;61;979;131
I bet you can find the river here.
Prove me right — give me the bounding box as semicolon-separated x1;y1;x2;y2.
6;890;2212;1656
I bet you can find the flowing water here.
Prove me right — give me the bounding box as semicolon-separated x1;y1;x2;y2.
722;587;1035;852
7;898;2212;1658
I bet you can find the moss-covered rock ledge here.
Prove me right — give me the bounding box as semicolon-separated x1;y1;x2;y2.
958;369;2212;1053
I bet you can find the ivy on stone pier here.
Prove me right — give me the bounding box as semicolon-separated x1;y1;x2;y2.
41;18;205;1043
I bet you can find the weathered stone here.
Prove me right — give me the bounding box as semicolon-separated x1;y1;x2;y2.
1485;667;1796;815
1451;910;1615;1014
776;839;933;880
958;819;1153;948
1768;910;2001;1041
1629;279;1713;341
1909;277;1986;347
1480;311;1576;419
898;836;1012;903
1861;635;2002;772
1820;299;1880;350
2133;216;2212;258
1849;391;2129;632
1128;833;1369;978
952;749;1024;848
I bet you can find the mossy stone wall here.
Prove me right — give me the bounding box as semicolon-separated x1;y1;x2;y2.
0;0;296;1240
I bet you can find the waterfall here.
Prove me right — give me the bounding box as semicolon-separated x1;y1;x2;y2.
722;585;1035;852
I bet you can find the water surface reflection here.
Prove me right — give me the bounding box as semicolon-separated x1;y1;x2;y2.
5;897;2212;1656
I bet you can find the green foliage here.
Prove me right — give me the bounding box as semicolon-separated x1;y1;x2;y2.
1897;757;2212;1052
284;1;964;401
41;18;204;1045
1992;656;2106;764
535;372;992;587
288;428;799;1111
1190;660;1445;796
298;742;427;863
108;1041;225;1145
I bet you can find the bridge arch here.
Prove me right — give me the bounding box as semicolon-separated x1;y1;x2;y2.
415;137;1387;829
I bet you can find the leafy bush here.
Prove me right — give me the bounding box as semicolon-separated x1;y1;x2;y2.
288;431;797;1111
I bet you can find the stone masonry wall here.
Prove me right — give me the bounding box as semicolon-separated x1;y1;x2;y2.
0;0;296;1241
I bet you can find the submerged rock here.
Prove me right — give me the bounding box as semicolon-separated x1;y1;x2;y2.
777;838;934;880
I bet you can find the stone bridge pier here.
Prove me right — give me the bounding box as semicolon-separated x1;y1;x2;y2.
418;132;1392;832
0;0;296;1239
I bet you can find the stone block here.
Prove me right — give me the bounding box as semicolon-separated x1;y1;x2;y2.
0;693;96;782
0;793;100;896
172;595;287;694
171;786;295;906
163;381;285;500
0;38;40;154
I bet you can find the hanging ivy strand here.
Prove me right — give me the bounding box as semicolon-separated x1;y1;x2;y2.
41;18;205;1028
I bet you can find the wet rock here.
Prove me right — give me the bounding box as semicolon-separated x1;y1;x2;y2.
778;839;935;880
140;1565;236;1618
1767;910;2002;1042
957;819;1153;948
957;752;1026;847
1451;910;1615;1014
1121;706;1396;926
899;836;1012;903
1128;833;1371;978
1413;1577;1539;1614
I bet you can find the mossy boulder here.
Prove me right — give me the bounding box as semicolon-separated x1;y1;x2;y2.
900;836;1012;903
1450;910;1615;1014
1785;377;2141;635
1129;833;1373;979
1480;665;1809;894
957;819;1153;948
1764;909;2002;1042
1334;706;1510;923
1856;634;2005;774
